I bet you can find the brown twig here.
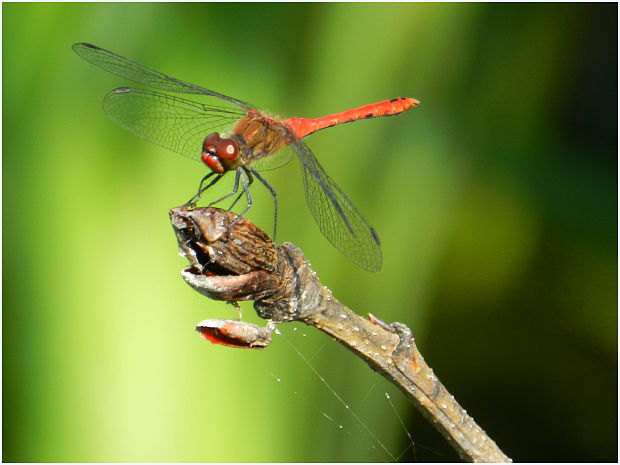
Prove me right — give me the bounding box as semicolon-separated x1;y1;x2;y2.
170;206;512;463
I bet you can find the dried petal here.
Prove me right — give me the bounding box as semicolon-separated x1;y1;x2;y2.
195;319;274;349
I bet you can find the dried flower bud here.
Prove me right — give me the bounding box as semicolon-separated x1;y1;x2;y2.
169;206;281;301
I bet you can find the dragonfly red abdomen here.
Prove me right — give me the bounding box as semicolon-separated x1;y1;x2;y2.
285;96;420;139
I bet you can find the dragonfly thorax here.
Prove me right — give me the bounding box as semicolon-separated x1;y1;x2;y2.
232;113;290;164
201;132;241;173
202;115;291;174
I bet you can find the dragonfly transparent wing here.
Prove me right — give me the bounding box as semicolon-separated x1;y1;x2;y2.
104;87;246;161
73;42;255;110
292;141;382;272
250;146;294;172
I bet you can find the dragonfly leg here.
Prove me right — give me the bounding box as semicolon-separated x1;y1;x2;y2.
237;169;253;218
227;168;254;211
225;169;254;231
227;192;244;211
206;169;242;207
251;169;278;242
187;172;222;205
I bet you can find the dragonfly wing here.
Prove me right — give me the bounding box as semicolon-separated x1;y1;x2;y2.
292;141;382;272
103;87;246;161
250;146;294;172
73;43;254;110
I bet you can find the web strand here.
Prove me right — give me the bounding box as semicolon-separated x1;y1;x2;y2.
386;392;417;462
281;333;396;462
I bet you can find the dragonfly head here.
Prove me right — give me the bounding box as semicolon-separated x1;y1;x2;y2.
201;132;240;173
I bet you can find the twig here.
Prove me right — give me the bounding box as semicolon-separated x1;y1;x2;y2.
170;206;512;463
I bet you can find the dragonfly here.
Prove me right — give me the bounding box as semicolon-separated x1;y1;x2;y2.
73;43;419;272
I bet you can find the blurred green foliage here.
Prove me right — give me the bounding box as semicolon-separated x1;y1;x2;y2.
4;3;616;462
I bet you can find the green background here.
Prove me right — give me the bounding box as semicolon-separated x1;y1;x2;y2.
4;3;617;462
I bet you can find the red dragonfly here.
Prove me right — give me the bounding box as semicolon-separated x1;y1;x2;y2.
73;43;419;272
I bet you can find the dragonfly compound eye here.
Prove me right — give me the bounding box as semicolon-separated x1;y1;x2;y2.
215;139;239;160
203;132;221;152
